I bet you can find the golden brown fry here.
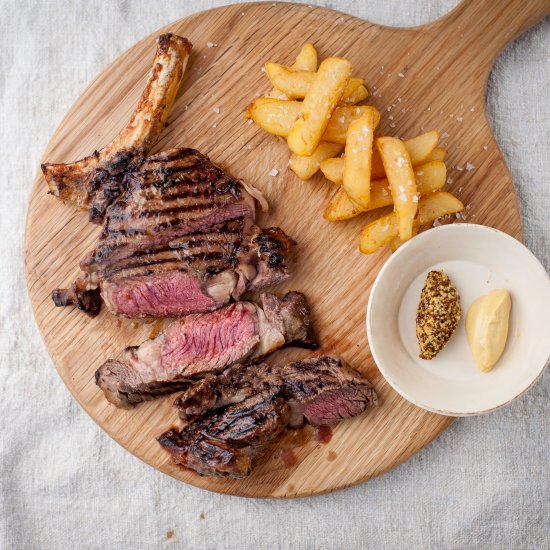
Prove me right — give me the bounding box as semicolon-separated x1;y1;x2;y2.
287;57;353;155
390;225;420;251
417;191;464;225
401;130;439;165
376;136;418;241
342;109;377;208
247;99;377;144
267;44;318;98
292;43;318;71
324;161;446;221
320;156;344;184
289;142;344;180
324;131;442;181
266;63;367;103
323;187;362;221
323;105;380;143
245;97;302;136
423;146;447;163
359;191;464;254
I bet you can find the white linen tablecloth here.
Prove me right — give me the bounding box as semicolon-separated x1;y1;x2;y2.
1;1;549;548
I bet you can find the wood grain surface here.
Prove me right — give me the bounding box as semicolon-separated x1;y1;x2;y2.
25;0;550;497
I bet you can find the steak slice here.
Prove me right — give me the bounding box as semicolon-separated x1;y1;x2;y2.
174;356;377;427
160;356;377;478
95;292;317;408
158;391;289;478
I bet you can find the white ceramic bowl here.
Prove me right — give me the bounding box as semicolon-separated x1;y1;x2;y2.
366;224;550;416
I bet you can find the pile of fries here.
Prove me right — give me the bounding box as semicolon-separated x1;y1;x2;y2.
246;43;466;255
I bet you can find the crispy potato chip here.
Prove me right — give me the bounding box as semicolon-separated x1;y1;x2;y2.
343;109;377;208
359;191;464;254
287;57;352;155
289;142;344;180
376;136;418;240
324;161;446;221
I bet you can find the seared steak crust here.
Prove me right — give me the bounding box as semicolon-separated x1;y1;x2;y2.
95;292;317;408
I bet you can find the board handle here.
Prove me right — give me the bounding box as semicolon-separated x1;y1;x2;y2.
427;0;550;78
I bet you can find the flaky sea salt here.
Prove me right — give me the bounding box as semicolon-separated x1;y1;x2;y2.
441;132;449;139
268;168;279;177
398;72;405;78
465;163;474;171
213;107;220;114
207;42;217;48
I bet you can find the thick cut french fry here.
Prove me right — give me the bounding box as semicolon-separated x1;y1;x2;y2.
292;43;318;71
417;191;464;226
390;225;420;251
404;130;440;164
376;136;418;241
245;97;302;136
322;131;442;182
359;191;464;254
423;146;447;163
323;105;380;143
246;99;378;143
358;214;400;254
343;110;377;208
287;57;353;156
324;161;446;221
340;79;369;104
324;188;362;221
289;142;344;180
267;43;318;98
266;63;367;103
320;157;344;184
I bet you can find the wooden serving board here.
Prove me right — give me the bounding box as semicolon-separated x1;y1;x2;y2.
25;0;549;497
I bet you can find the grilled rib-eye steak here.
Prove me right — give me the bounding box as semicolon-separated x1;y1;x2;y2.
55;147;296;318
159;356;377;478
95;292;317;408
42;35;297;318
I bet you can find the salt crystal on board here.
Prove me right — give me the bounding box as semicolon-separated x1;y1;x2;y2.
268;168;279;177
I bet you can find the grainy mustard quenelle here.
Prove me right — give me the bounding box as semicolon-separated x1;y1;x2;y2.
466;289;512;372
416;270;461;360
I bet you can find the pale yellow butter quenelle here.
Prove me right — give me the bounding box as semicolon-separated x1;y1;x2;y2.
466;289;512;372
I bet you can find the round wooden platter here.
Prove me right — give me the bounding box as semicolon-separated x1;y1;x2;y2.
25;1;549;497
